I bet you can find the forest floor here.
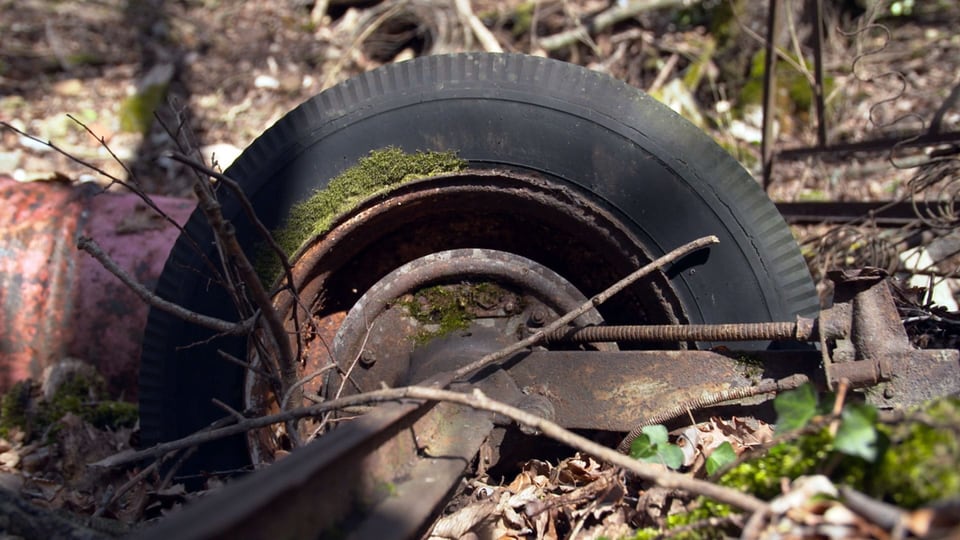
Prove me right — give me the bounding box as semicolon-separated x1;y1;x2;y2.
1;0;959;538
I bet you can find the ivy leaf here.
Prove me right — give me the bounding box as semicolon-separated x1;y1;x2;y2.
658;443;685;470
706;441;737;476
835;402;879;461
629;425;683;469
641;425;669;446
629;433;657;460
774;383;818;434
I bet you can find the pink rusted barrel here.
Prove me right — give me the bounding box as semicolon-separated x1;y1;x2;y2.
0;175;195;397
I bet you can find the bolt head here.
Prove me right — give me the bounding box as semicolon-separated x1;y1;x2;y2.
528;308;548;326
359;350;377;367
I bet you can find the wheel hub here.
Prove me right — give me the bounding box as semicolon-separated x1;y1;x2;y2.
246;170;688;463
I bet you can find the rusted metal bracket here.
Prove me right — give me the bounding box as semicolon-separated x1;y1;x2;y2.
760;0;960;187
819;268;960;406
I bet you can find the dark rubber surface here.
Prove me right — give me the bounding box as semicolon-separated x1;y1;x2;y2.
140;54;818;472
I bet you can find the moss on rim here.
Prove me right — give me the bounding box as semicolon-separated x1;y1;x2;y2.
259;147;466;282
276;147;466;255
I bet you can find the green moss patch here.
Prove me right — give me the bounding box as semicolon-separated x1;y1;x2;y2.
397;282;516;344
0;373;137;442
118;83;168;134
739;50;835;116
260;147;465;281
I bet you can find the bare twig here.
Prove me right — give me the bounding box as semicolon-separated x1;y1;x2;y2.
454;0;503;53
323;1;408;88
165;153;298;295
158;446;199;491
217;349;279;384
96;455;164;517
212;398;248;423
280;366;336;411
93;385;767;513
0;119;224;283
167;152;307;371
77;236;253;335
447;234;720;382
538;0;695;51
189;169;299;403
153;114;254;323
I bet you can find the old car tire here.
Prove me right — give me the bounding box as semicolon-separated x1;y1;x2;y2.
140;53;817;475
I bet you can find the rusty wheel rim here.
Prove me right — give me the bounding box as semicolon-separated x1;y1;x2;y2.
245;169;688;463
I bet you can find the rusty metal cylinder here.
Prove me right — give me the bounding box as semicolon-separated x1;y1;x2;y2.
0;175;195;396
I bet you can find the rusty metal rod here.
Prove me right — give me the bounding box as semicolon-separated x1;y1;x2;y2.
448;235;720;382
546;318;817;344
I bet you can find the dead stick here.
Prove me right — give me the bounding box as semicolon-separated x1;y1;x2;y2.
165;153;298;294
92;385;766;513
167;152;308;369
416;388;769;513
447;234;719;382
191;179;299;401
77;236;253;335
0;119;225;284
538;0;694;51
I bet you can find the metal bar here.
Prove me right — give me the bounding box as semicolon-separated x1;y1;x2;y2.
505;349;823;431
761;0;783;191
811;0;827;147
775;130;960;161
775;200;944;226
138;400;494;540
545;319;816;344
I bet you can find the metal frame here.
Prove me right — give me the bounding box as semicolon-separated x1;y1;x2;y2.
760;0;960;191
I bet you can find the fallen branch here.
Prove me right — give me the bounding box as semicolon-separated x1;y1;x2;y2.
165;153;298;298
186;156;299;406
95;235;717;460
454;0;503;53
92;384;766;513
538;0;696;51
167;151;308;380
77;236;254;335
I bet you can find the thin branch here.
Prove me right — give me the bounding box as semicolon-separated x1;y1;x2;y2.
92;385;767;513
217;349;280;384
538;0;694;51
281;366;336;410
447;235;720;382
154;114;253;321
189;169;299;401
454;0;503;53
166;152;307;367
212;398;248;423
7;116;226;285
77;236;253;335
95;451;170;517
165;153;298;295
323;1;408;88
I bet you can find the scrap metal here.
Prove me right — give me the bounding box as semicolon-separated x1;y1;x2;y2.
0;175;193;395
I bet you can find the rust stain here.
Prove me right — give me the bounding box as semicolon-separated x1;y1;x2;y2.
594;378;671;406
0;175;195;396
0;178;84;389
